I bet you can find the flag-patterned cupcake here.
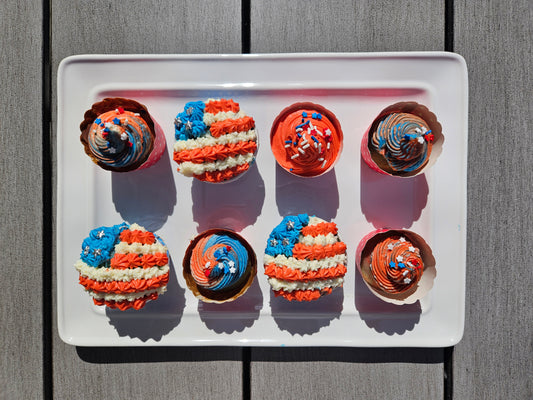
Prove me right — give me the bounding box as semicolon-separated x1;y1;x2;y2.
74;223;170;311
173;98;257;183
264;214;348;301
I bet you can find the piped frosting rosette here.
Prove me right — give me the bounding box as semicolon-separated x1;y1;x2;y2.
356;229;437;305
361;102;444;177
173;99;258;183
270;102;343;177
264;214;347;301
80;98;166;172
74;223;169;310
182;229;257;303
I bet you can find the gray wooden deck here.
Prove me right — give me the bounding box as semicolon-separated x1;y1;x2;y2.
1;0;531;399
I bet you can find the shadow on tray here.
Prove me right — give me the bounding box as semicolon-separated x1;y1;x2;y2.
270;287;343;335
198;276;263;334
111;147;176;231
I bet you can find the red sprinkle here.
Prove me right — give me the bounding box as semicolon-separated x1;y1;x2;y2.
127;141;133;147
117;106;125;114
204;269;211;277
425;134;434;142
226;246;231;251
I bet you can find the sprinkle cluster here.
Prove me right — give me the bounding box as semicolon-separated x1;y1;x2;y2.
81;223;128;267
174;101;207;140
265;214;310;257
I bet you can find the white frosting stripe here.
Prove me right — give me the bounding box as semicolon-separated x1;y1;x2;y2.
177;153;255;177
267;277;344;292
203;110;247;126
113;241;167;255
299;233;338;246
87;287;167;302
263;254;347;272
173;130;257;151
74;260;169;282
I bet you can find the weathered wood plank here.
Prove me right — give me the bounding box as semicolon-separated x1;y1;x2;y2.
454;1;532;399
250;1;445;399
0;1;43;399
51;1;243;399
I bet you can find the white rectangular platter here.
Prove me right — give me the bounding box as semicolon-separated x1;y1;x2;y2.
57;53;468;347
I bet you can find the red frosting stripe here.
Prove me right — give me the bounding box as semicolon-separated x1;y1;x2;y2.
79;273;169;294
173;141;257;164
264;264;347;281
194;163;250;182
119;229;156;245
300;222;338;237
110;252;169;269
210;116;255;138
205;99;240;114
93;291;160;311
273;288;332;301
292;242;347;260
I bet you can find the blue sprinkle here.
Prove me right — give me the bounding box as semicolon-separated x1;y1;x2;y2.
317;113;322;120
389;261;396;269
302;112;308;117
100;123;105;127
311;136;319;143
285;140;292;144
312;112;317;118
112;117;120;125
297;133;302;138
293;141;298;146
103;128;110;133
398;262;406;269
95;118;101;124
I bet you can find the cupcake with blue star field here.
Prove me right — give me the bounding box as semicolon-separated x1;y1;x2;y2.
182;228;257;303
356;229;437;305
79;97;166;172
264;214;348;301
173;98;258;183
361;101;444;177
74;222;170;310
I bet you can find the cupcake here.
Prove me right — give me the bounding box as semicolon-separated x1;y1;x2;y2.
173;98;257;183
264;214;347;301
270;102;343;177
361;101;443;177
356;229;437;304
74;223;170;310
79;97;166;172
182;229;257;303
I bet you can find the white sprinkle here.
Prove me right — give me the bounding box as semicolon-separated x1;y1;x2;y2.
327;142;331;150
316;129;324;137
396;255;404;262
218;263;224;269
104;122;112;128
406;261;413;267
284;144;291;148
314;142;318;148
409;246;416;252
415;127;421;134
291;153;299;159
124;118;128;124
403;270;409;276
302;143;310;149
325;129;331;135
318;143;322;153
387;244;394;250
134;113;140;116
318;157;324;161
403;278;412;284
399;237;406;242
205;261;211;269
296;128;303;132
417;136;425;144
298;147;305;154
321;159;327;168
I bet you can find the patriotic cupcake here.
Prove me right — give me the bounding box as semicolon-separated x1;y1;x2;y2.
356;229;437;304
270;102;343;177
79;98;166;172
182;229;257;303
264;214;348;301
361;102;444;177
74;223;170;310
173;99;258;183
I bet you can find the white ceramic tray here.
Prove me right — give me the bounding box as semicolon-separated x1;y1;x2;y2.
57;53;468;347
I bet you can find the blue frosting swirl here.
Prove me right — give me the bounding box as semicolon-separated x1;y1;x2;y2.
265;214;310;257
204;234;249;291
80;223;128;267
174;101;207;140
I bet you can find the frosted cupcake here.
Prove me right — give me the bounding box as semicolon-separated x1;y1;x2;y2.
79;98;166;172
270;102;343;177
173;99;258;183
74;223;170;310
264;214;347;301
356;229;437;304
361;102;444;177
182;229;257;303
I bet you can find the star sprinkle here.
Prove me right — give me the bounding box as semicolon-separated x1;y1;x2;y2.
96;230;105;239
269;238;278;247
113;117;120;125
389;261;396;269
217;262;225;270
185;120;193;131
104;122;112;128
229;266;236;274
120;132;128;141
186;106;193;116
403;278;412;284
282;238;290;246
83;245;90;255
109;147;116;154
174;117;183;129
408;246;416;252
399;237;406;243
396;255;404;262
417;136;425;144
93;249;102;257
387;243;394;250
228;261;235;267
286;220;295;230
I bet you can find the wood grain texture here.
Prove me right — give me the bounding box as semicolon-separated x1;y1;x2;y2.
251;0;444;52
250;1;445;399
51;1;243;399
454;1;533;399
0;1;43;399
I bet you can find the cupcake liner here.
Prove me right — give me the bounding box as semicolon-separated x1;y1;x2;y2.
270;102;343;178
356;229;437;305
80;97;165;172
182;228;257;303
361;101;444;177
